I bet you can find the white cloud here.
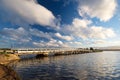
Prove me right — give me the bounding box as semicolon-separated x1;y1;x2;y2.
33;39;83;48
62;18;91;39
62;18;116;39
92;40;107;44
72;18;92;28
89;39;120;47
66;41;82;48
30;28;52;40
55;32;73;41
98;40;120;45
78;0;117;21
1;27;31;42
1;26;72;47
0;27;55;43
33;39;69;48
0;0;118;48
0;0;56;27
90;26;115;39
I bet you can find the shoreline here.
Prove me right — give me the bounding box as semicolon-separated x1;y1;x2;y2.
0;49;102;64
0;50;102;80
0;64;20;80
0;54;20;65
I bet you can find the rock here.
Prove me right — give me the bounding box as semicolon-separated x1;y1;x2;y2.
0;64;20;80
0;54;20;65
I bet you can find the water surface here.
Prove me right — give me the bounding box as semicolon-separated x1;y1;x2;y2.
10;51;120;80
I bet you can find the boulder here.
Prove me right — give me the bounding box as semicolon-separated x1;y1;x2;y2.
0;64;20;80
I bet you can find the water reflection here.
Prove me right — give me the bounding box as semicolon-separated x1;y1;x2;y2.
10;51;120;80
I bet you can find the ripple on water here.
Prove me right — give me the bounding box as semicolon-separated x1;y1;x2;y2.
10;51;120;80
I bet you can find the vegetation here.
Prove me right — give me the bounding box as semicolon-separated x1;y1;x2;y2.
0;49;15;54
0;52;6;54
0;48;11;50
90;47;94;51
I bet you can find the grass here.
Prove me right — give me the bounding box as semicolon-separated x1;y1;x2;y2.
0;52;7;54
0;52;10;57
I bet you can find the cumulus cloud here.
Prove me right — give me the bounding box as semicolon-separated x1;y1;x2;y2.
92;40;107;44
72;18;92;28
88;39;120;47
0;26;59;43
33;39;69;48
33;39;83;48
0;0;56;27
78;0;117;21
30;28;52;40
55;33;73;41
0;27;31;42
62;18;91;39
90;26;115;39
65;41;82;48
62;18;116;39
0;0;118;48
0;26;72;47
94;40;120;45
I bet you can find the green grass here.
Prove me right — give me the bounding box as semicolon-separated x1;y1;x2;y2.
0;52;7;54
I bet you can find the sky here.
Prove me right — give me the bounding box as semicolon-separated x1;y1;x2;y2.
0;0;120;48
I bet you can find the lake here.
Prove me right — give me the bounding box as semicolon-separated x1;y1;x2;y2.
10;51;120;80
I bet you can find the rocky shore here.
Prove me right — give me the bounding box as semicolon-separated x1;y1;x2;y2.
0;54;20;80
0;64;20;80
0;54;20;65
0;49;102;80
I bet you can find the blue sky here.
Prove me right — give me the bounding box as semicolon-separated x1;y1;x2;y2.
0;0;120;48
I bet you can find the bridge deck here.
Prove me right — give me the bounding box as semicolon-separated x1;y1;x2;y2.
14;48;93;56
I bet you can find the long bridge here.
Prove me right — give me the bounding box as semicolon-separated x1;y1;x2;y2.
0;48;100;57
12;48;94;56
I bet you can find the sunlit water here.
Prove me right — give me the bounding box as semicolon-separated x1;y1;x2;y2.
10;51;120;80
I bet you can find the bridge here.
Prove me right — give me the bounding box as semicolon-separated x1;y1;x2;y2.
12;48;94;56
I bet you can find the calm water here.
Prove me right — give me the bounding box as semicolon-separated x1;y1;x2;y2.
10;51;120;80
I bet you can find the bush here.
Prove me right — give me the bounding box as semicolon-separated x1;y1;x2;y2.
90;47;94;51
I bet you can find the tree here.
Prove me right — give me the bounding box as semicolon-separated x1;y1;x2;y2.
90;47;94;51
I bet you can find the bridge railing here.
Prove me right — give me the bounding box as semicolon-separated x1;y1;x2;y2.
13;48;80;54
